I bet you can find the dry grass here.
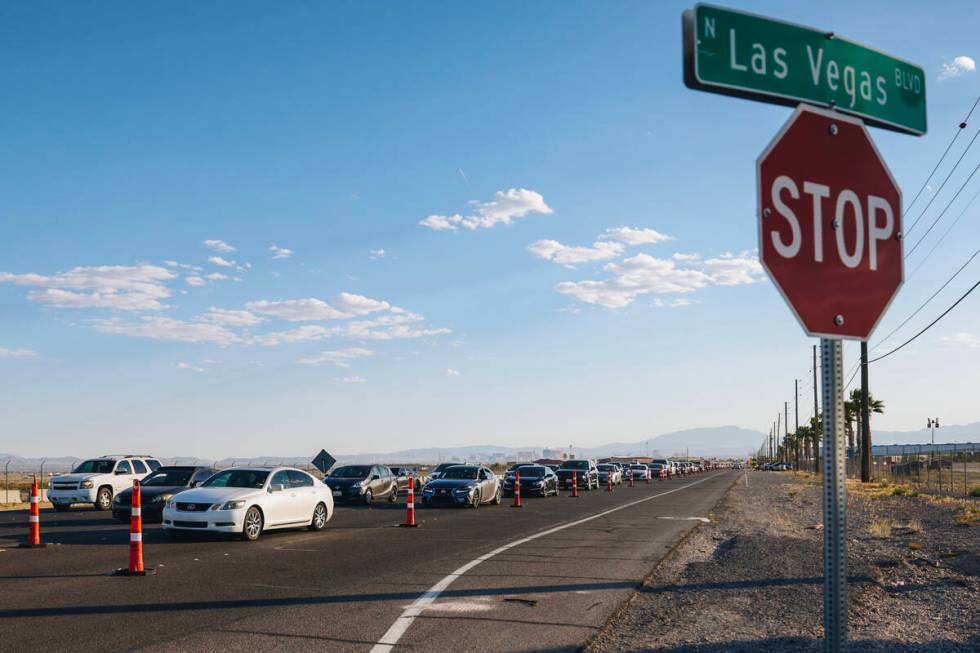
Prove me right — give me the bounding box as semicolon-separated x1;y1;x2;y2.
908;542;923;550
869;518;923;539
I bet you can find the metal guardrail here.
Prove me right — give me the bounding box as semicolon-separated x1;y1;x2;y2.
871;442;980;456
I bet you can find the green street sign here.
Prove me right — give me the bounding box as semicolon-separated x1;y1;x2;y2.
683;4;927;135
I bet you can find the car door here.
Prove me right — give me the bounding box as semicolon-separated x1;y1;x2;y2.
368;466;384;499
113;460;133;494
264;470;296;526
131;458;148;481
480;468;496;503
287;470;317;520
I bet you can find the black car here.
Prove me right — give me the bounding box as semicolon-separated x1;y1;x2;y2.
556;460;599;491
112;466;216;522
325;464;398;504
502;464;558;497
420;465;502;508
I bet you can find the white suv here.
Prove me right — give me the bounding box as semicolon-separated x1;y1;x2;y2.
49;455;161;511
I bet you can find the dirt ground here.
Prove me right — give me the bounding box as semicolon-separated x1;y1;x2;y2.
587;471;980;652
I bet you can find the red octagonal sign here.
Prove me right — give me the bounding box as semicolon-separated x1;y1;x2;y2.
758;105;903;341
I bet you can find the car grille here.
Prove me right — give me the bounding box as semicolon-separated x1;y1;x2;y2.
52;482;78;490
176;502;210;512
173;520;208;528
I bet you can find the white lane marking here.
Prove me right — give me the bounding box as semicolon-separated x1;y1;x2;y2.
369;473;722;652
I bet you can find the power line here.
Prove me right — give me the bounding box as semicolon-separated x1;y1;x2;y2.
868;276;980;364
905;96;980;234
876;248;980;351
909;187;980;278
905;163;980;259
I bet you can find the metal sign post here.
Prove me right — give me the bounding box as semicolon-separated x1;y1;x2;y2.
821;338;847;652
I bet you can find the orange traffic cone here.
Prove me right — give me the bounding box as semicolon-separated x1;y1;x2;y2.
400;474;419;527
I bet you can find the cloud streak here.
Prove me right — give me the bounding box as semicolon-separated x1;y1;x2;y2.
420;188;552;232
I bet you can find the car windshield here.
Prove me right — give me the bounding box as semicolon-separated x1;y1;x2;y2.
597;464;616;471
631;464;646;469
441;467;479;479
141;470;194;487
517;466;544;477
202;470;269;489
72;460;115;474
560;461;589;470
331;466;371;478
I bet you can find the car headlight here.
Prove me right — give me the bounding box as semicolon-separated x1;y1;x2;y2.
453;487;473;495
216;500;245;510
421;487;434;494
165;499;176;509
151;494;172;503
80;480;94;489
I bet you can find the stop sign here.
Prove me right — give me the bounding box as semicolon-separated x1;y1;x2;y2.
757;105;903;340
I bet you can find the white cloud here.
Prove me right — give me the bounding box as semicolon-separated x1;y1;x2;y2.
176;362;205;373
600;227;673;246
208;256;235;268
269;245;293;260
445;368;461;377
186;276;206;287
527;239;624;265
200;308;265;327
0;346;37;359
331;309;452;340
296;347;374;366
249;325;332;346
246;293;389;322
654;298;696;308
939;55;976;80
94;317;241;345
335;375;366;384
554;251;761;309
206;272;229;281
369;248;386;259
204;240;236;253
672;253;701;262
938;332;980;349
420;188;553;232
702;252;764;286
0;264;177;311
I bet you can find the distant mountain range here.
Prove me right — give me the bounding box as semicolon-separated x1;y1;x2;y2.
3;422;978;472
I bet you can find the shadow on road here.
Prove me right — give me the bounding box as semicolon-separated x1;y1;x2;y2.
0;580;639;619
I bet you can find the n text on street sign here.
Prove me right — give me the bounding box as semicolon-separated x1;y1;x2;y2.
312;449;336;475
757;104;903;340
683;4;927;135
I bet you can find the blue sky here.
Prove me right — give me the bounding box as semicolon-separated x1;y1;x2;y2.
1;1;978;458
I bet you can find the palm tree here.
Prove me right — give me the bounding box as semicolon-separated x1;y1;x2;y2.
845;389;885;450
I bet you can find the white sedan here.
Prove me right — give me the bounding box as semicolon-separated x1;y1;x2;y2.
162;467;334;541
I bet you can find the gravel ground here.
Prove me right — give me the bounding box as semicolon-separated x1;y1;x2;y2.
587;471;979;653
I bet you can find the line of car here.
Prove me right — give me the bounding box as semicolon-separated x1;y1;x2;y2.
45;454;725;542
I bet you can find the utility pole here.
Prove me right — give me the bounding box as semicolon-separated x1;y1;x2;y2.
776;413;782;462
795;379;801;471
784;401;789;463
860;341;872;482
813;344;820;473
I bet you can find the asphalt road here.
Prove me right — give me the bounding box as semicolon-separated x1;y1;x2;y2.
0;471;735;652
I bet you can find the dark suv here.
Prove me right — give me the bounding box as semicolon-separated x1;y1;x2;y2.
556;460;599;491
325;464;398;504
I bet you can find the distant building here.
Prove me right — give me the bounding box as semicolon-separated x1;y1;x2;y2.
542;448;563;459
517;450;536;462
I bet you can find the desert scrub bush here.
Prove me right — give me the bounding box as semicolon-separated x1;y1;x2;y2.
970;486;980;498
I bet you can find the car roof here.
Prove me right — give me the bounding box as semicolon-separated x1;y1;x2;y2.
157;465;215;471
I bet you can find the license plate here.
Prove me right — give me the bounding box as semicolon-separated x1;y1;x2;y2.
332;490;342;497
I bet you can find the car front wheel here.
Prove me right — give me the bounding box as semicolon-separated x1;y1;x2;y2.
309;502;328;531
94;487;112;511
388;485;397;503
363;489;373;506
242;506;263;541
470;491;481;508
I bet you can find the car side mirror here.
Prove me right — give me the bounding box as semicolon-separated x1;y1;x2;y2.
191;481;200;488
269;483;286;493
370;475;378;481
